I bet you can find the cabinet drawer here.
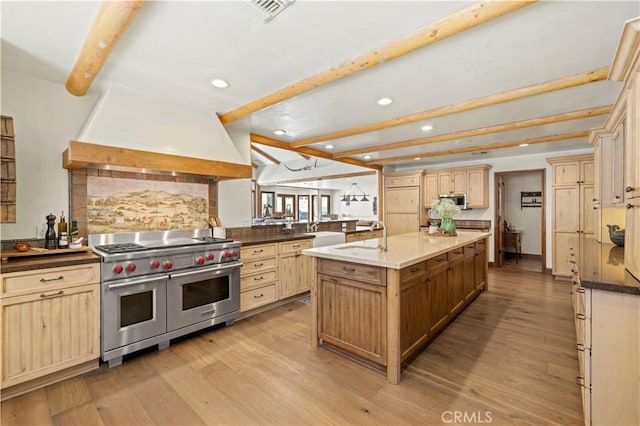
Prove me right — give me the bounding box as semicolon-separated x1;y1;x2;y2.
240;256;278;277
2;263;100;297
318;258;385;286
385;175;420;187
240;244;277;261
427;255;448;271
241;284;277;312
279;239;312;254
448;248;464;261
400;261;427;281
464;243;476;254
240;270;278;291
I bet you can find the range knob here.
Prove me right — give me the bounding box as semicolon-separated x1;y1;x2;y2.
207;253;215;261
232;250;238;257
163;261;173;270
113;265;124;274
196;256;205;265
126;263;137;272
150;260;160;269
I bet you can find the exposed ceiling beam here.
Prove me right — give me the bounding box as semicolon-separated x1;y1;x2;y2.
251;144;280;165
369;131;589;165
219;0;537;124
298;153;311;160
291;66;609;148
259;171;377;187
334;105;612;158
250;133;382;170
66;0;146;96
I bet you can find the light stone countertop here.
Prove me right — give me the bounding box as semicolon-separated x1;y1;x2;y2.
302;231;491;269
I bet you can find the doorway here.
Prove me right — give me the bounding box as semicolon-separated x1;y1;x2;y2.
494;170;546;273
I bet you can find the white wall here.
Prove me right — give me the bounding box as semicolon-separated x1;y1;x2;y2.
504;172;542;255
0;69;98;239
332;180;379;221
396;148;593;267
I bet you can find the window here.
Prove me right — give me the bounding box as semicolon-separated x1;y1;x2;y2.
276;194;296;218
298;195;309;221
311;194;331;222
260;191;275;217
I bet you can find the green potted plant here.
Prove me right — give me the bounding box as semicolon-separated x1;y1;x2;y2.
429;198;461;234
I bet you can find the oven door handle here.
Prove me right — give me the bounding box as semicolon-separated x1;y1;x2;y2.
106;275;169;290
169;263;243;279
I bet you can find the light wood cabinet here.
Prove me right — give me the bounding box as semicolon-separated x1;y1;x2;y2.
548;154;594;278
385;183;421;236
399;262;429;361
423;172;438;208
474;240;487;290
0;263;100;395
346;229;382;242
448;248;465;314
466;167;489;208
240;243;278;311
278;239;313;297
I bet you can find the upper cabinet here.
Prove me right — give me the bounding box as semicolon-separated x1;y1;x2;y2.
551;156;594;186
423;165;491;209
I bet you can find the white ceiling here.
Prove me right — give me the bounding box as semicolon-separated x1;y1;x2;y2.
1;1;638;188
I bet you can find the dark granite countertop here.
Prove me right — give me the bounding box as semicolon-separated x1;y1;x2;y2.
1;251;101;274
578;238;640;295
238;233;316;246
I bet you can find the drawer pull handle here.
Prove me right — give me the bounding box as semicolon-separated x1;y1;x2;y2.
576;287;585;294
40;290;64;298
40;275;64;283
576;313;586;320
474;253;479;257
436;257;445;262
254;276;264;281
200;309;216;316
253;293;264;299
627;203;634;209
292;244;300;248
254;263;264;267
625;186;634;193
576;343;585;352
342;267;356;272
253;249;263;253
410;268;421;273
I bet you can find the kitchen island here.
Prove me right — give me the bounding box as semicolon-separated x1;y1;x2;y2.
302;231;490;384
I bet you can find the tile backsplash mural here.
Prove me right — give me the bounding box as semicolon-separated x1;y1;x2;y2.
87;176;209;234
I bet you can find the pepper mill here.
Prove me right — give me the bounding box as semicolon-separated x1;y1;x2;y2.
45;213;57;249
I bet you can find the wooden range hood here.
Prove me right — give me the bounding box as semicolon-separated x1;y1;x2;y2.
62;141;252;180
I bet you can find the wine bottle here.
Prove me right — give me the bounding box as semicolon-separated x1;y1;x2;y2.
58;210;68;249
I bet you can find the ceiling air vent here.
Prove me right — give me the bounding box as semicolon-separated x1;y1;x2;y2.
236;0;296;23
471;151;489;155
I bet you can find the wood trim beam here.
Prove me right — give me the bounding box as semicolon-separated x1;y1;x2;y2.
251;144;280;165
292;66;609;147
335;106;611;159
66;1;146;96
259;171;376;186
368;131;589;165
63;141;252;179
219;1;536;124
298;153;311;160
250;133;382;170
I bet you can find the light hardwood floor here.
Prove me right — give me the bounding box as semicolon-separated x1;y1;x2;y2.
1;268;583;425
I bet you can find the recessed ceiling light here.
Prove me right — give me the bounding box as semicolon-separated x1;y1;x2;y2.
421;124;433;132
210;78;229;88
325;144;334;149
414;157;421;160
364;155;372;160
376;97;393;106
520;143;529;147
273;129;287;136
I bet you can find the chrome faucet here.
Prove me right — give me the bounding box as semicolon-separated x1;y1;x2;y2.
370;220;388;252
306;221;319;232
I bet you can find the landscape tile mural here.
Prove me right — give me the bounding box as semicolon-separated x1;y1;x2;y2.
87;176;209;234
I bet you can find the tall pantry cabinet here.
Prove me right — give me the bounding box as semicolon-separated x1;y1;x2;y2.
384;171;423;236
548;154;595;278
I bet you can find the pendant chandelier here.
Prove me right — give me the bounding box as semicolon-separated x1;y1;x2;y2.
340;183;369;202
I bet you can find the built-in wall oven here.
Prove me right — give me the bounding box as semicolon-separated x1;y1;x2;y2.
92;230;242;367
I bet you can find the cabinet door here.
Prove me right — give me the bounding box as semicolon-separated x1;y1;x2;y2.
400;271;429;360
428;264;449;335
466;169;487;207
580;185;595;234
625;199;640;281
553;186;579;232
625;74;640;201
553;162;581;185
474;242;487;290
385;187;419;213
296;253;312;293
438;173;452;195
386;213;419;236
581;160;595;185
423;173;438;207
448;254;465;314
1;284;99;388
611;125;625;204
451;171;466;194
553;232;576;277
463;248;476;299
278;253;297;298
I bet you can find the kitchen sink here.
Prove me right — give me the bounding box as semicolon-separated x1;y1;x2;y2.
304;231;346;248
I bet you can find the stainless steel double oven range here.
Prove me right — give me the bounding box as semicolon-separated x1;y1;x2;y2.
90;229;242;367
